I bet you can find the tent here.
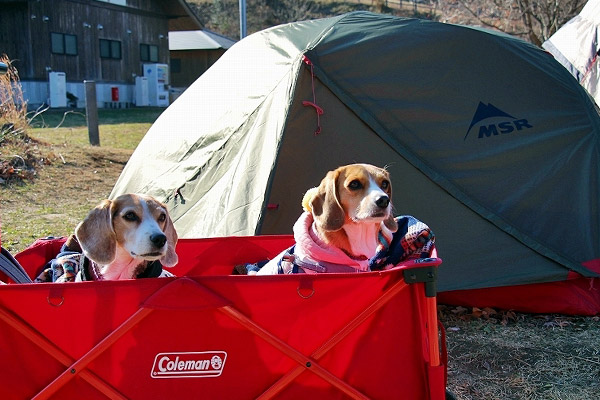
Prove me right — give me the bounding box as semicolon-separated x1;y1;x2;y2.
112;12;600;315
543;0;600;106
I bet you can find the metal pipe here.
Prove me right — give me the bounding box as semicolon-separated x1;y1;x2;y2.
239;0;247;39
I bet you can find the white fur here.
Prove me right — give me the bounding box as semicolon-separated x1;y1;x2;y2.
120;200;167;260
351;175;392;223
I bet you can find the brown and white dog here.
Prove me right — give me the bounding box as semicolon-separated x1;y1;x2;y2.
256;164;398;274
73;193;178;280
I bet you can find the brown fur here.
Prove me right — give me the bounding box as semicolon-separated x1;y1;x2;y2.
75;194;178;279
305;164;398;258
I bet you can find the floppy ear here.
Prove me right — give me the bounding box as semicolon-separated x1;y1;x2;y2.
75;200;117;265
310;170;345;231
160;211;179;268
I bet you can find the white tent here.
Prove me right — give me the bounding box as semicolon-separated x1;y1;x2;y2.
543;0;600;104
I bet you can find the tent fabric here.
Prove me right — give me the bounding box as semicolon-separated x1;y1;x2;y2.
543;0;600;105
112;12;600;314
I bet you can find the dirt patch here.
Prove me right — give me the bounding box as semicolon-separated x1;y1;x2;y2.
0;140;131;252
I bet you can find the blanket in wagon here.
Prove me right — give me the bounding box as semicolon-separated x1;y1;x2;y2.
236;215;435;274
34;235;173;282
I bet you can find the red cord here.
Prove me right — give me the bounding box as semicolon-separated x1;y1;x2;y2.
302;56;323;135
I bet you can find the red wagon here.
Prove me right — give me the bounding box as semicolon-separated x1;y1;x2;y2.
0;235;447;399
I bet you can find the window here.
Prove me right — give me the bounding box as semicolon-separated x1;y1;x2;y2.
140;44;159;62
100;39;121;59
51;33;77;55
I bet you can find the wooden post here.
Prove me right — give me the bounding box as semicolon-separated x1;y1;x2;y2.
84;80;100;146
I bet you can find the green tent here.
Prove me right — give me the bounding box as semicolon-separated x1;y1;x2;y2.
112;12;600;314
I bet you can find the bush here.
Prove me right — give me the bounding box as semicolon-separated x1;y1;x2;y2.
0;55;52;184
0;54;29;144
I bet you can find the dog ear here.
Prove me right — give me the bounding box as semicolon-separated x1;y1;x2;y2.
160;210;179;268
310;170;345;231
75;200;117;265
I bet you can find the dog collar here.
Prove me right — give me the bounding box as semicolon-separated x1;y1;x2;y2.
378;228;392;251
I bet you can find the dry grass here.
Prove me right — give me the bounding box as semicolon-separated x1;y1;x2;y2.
0;109;599;400
0;54;29;139
441;305;600;399
0;55;51;183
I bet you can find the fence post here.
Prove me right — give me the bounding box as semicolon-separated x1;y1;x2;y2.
84;80;100;146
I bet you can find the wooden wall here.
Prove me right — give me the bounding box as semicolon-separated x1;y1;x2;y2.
0;0;176;83
170;49;226;87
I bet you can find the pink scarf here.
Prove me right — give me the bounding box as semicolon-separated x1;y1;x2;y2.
292;212;372;273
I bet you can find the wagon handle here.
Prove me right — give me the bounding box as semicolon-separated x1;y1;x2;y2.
403;262;441;367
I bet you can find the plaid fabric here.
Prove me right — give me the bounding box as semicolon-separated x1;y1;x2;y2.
34;236;173;282
34;239;84;283
368;215;435;271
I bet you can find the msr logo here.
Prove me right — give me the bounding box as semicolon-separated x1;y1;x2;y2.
464;102;533;141
151;351;227;379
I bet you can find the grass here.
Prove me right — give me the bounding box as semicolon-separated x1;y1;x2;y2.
1;108;599;399
0;107;163;251
29;107;163;148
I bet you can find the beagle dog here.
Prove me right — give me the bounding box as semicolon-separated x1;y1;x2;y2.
256;164;399;274
73;193;178;280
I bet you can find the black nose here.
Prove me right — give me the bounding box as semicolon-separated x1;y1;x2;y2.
375;195;390;209
150;233;167;248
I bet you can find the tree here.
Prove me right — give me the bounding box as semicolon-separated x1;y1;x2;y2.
437;0;586;46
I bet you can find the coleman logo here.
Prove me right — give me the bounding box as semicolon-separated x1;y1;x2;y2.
151;351;227;379
464;102;533;140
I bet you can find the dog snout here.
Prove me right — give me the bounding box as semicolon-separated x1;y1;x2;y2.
375;195;390;209
150;232;167;248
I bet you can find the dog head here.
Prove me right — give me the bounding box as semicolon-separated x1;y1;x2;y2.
304;163;398;233
75;194;178;268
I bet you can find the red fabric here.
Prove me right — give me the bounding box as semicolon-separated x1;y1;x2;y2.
439;276;600;316
583;258;600;274
1;236;446;399
438;257;600;316
14;237;66;275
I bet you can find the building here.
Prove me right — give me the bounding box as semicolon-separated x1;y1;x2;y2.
169;29;236;94
0;0;202;108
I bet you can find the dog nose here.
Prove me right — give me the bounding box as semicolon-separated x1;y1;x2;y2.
375;195;390;209
150;233;167;248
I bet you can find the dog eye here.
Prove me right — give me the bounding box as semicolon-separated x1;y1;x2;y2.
123;211;138;222
158;213;166;223
381;180;390;190
348;180;362;190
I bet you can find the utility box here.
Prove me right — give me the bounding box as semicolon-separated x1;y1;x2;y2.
143;63;169;107
49;72;66;108
135;76;149;106
111;87;119;102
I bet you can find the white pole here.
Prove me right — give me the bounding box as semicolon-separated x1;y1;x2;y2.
239;0;247;39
